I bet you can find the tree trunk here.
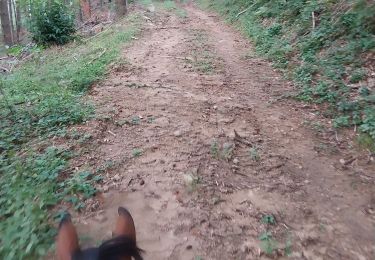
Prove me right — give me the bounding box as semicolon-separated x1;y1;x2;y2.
15;0;21;42
115;0;126;16
80;0;91;21
8;0;15;43
0;0;14;45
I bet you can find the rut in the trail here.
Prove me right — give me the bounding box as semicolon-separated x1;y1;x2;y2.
74;3;375;260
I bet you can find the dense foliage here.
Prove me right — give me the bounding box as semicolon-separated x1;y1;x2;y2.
0;14;141;258
199;0;375;143
30;1;76;45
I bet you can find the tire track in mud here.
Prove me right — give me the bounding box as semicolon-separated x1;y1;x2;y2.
73;4;375;260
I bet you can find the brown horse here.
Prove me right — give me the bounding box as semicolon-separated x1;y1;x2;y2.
56;207;143;260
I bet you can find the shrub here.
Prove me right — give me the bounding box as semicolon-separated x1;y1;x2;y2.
30;1;76;45
360;108;375;139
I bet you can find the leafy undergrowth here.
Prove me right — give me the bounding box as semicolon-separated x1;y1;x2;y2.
198;0;375;146
0;14;141;259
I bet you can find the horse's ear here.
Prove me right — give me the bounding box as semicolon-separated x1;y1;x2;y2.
113;207;136;242
56;213;80;260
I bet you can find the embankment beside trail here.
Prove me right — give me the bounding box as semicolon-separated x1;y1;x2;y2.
198;0;375;148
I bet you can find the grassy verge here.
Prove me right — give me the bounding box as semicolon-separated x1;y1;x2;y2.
0;14;141;259
197;0;375;147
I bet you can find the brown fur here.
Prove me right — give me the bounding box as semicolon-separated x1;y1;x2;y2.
56;207;142;260
56;214;80;260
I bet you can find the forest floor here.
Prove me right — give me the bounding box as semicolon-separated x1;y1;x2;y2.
70;2;375;259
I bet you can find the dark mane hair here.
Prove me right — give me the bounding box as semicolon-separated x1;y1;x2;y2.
72;235;143;260
99;235;143;260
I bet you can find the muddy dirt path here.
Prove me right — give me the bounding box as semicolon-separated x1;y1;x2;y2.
74;3;375;259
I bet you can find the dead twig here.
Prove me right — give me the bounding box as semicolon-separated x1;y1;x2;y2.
22;52;35;62
344;157;356;166
108;130;116;137
234;129;253;146
157;26;180;30
160;55;193;61
312;12;316;30
0;66;10;73
127;177;135;187
82;22;116;42
335;131;340;142
236;3;256;18
268;154;289;160
153;85;181;91
87;48;107;65
232;171;248;177
266;163;285;172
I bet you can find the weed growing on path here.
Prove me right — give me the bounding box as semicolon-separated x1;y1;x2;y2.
186;29;218;74
210;140;236;161
259;231;277;255
210;139;219;158
261;214;276;225
249;147;260;161
184;173;202;192
132;148;143;157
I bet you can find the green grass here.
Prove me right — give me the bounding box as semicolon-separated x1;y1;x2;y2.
249;147;260;161
0;14;141;259
161;0;177;10
210;139;219;158
259;231;277;255
187;29;218;74
198;0;375;142
132;148;143;157
176;8;188;18
357;133;375;152
0;45;6;55
210;140;236;161
261;214;276;225
138;0;153;6
140;0;188;18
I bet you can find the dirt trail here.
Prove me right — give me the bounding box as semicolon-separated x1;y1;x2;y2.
74;3;375;259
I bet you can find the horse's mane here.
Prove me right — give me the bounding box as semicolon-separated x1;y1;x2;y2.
99;235;143;260
72;235;143;260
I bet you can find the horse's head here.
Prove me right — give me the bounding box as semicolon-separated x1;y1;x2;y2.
56;207;143;260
